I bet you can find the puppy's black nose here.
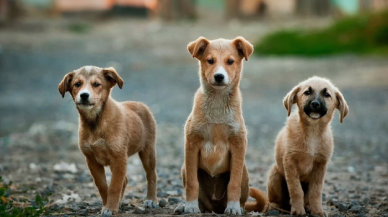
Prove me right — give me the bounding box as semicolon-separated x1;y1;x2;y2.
80;93;89;100
214;74;224;82
311;101;320;108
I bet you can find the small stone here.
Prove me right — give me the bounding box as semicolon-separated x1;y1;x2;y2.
349;205;362;213
337;203;348;212
361;186;369;191
168;197;181;204
363;197;370;205
376;203;383;208
322;193;326;201
77;209;88;216
265;210;280;216
157;192;169;197
159;199;167;208
327;198;338;206
133;207;144;214
71;205;79;212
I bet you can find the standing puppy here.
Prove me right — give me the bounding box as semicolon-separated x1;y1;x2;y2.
58;66;158;216
267;77;349;217
177;37;267;215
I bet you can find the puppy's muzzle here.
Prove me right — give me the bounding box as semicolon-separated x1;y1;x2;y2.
304;99;327;119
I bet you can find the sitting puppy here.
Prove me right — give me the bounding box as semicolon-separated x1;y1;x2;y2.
267;77;349;217
58;66;158;216
175;37;267;215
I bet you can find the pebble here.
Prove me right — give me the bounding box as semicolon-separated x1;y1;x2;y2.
337;203;348;212
159;198;167;208
133;207;145;214
71;204;79;212
265;210;280;216
77;209;88;216
168;197;181;204
157;191;169;197
349;205;363;213
363;197;370;205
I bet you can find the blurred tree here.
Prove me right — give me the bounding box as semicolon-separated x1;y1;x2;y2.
296;0;331;16
157;0;196;20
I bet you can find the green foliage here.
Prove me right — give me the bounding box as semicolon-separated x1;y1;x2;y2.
254;11;388;56
68;22;91;34
0;176;52;217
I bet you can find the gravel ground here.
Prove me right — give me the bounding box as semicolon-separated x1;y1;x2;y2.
0;17;387;216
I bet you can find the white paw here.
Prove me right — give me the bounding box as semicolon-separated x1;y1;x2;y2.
184;200;201;214
144;199;158;208
224;201;243;215
101;207;113;216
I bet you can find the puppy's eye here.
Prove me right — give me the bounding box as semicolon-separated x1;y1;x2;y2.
304;90;311;95
93;82;100;87
324;93;331;98
74;82;81;87
207;58;214;64
227;59;234;65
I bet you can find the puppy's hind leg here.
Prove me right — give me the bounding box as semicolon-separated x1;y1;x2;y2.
267;164;290;212
139;147;158;208
120;176;128;201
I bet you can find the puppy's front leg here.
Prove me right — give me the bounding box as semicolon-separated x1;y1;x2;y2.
284;156;306;216
308;162;327;217
184;135;201;214
103;157;127;215
225;135;246;215
86;157;108;205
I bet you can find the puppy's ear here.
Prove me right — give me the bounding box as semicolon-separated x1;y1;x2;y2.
187;37;210;60
232;36;254;61
283;85;301;116
335;90;349;123
103;67;124;89
58;71;75;98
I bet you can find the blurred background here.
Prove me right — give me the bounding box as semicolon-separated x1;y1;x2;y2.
0;0;387;216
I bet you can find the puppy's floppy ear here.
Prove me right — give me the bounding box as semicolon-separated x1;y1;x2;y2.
187;37;210;60
283;85;301;116
335;90;349;123
232;36;254;61
58;71;75;98
103;67;124;89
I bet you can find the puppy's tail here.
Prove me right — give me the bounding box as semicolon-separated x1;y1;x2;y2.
244;187;267;213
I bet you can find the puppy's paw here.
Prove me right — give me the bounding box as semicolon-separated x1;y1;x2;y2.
101;207;113;217
184;200;201;214
311;210;327;217
144;199;158;208
291;204;306;216
224;201;242;215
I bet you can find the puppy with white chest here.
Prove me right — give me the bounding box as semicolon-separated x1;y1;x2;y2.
58;66;158;216
267;77;349;217
176;37;267;215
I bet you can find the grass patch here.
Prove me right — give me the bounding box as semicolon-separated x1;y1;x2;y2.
0;176;53;217
254;11;388;56
68;22;91;34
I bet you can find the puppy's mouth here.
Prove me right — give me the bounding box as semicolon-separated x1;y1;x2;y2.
304;109;327;119
211;83;227;89
77;103;95;108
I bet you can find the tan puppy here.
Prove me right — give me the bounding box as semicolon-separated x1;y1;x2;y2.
176;37;266;215
58;66;158;216
267;77;349;217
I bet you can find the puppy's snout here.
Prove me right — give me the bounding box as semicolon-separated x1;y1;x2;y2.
80;93;89;101
214;74;225;82
311;100;320;109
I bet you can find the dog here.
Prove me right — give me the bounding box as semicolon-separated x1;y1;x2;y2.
266;76;349;217
58;66;158;216
175;37;267;215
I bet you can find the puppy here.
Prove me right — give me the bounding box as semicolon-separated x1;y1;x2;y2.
267;77;349;217
58;66;158;216
176;37;267;215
